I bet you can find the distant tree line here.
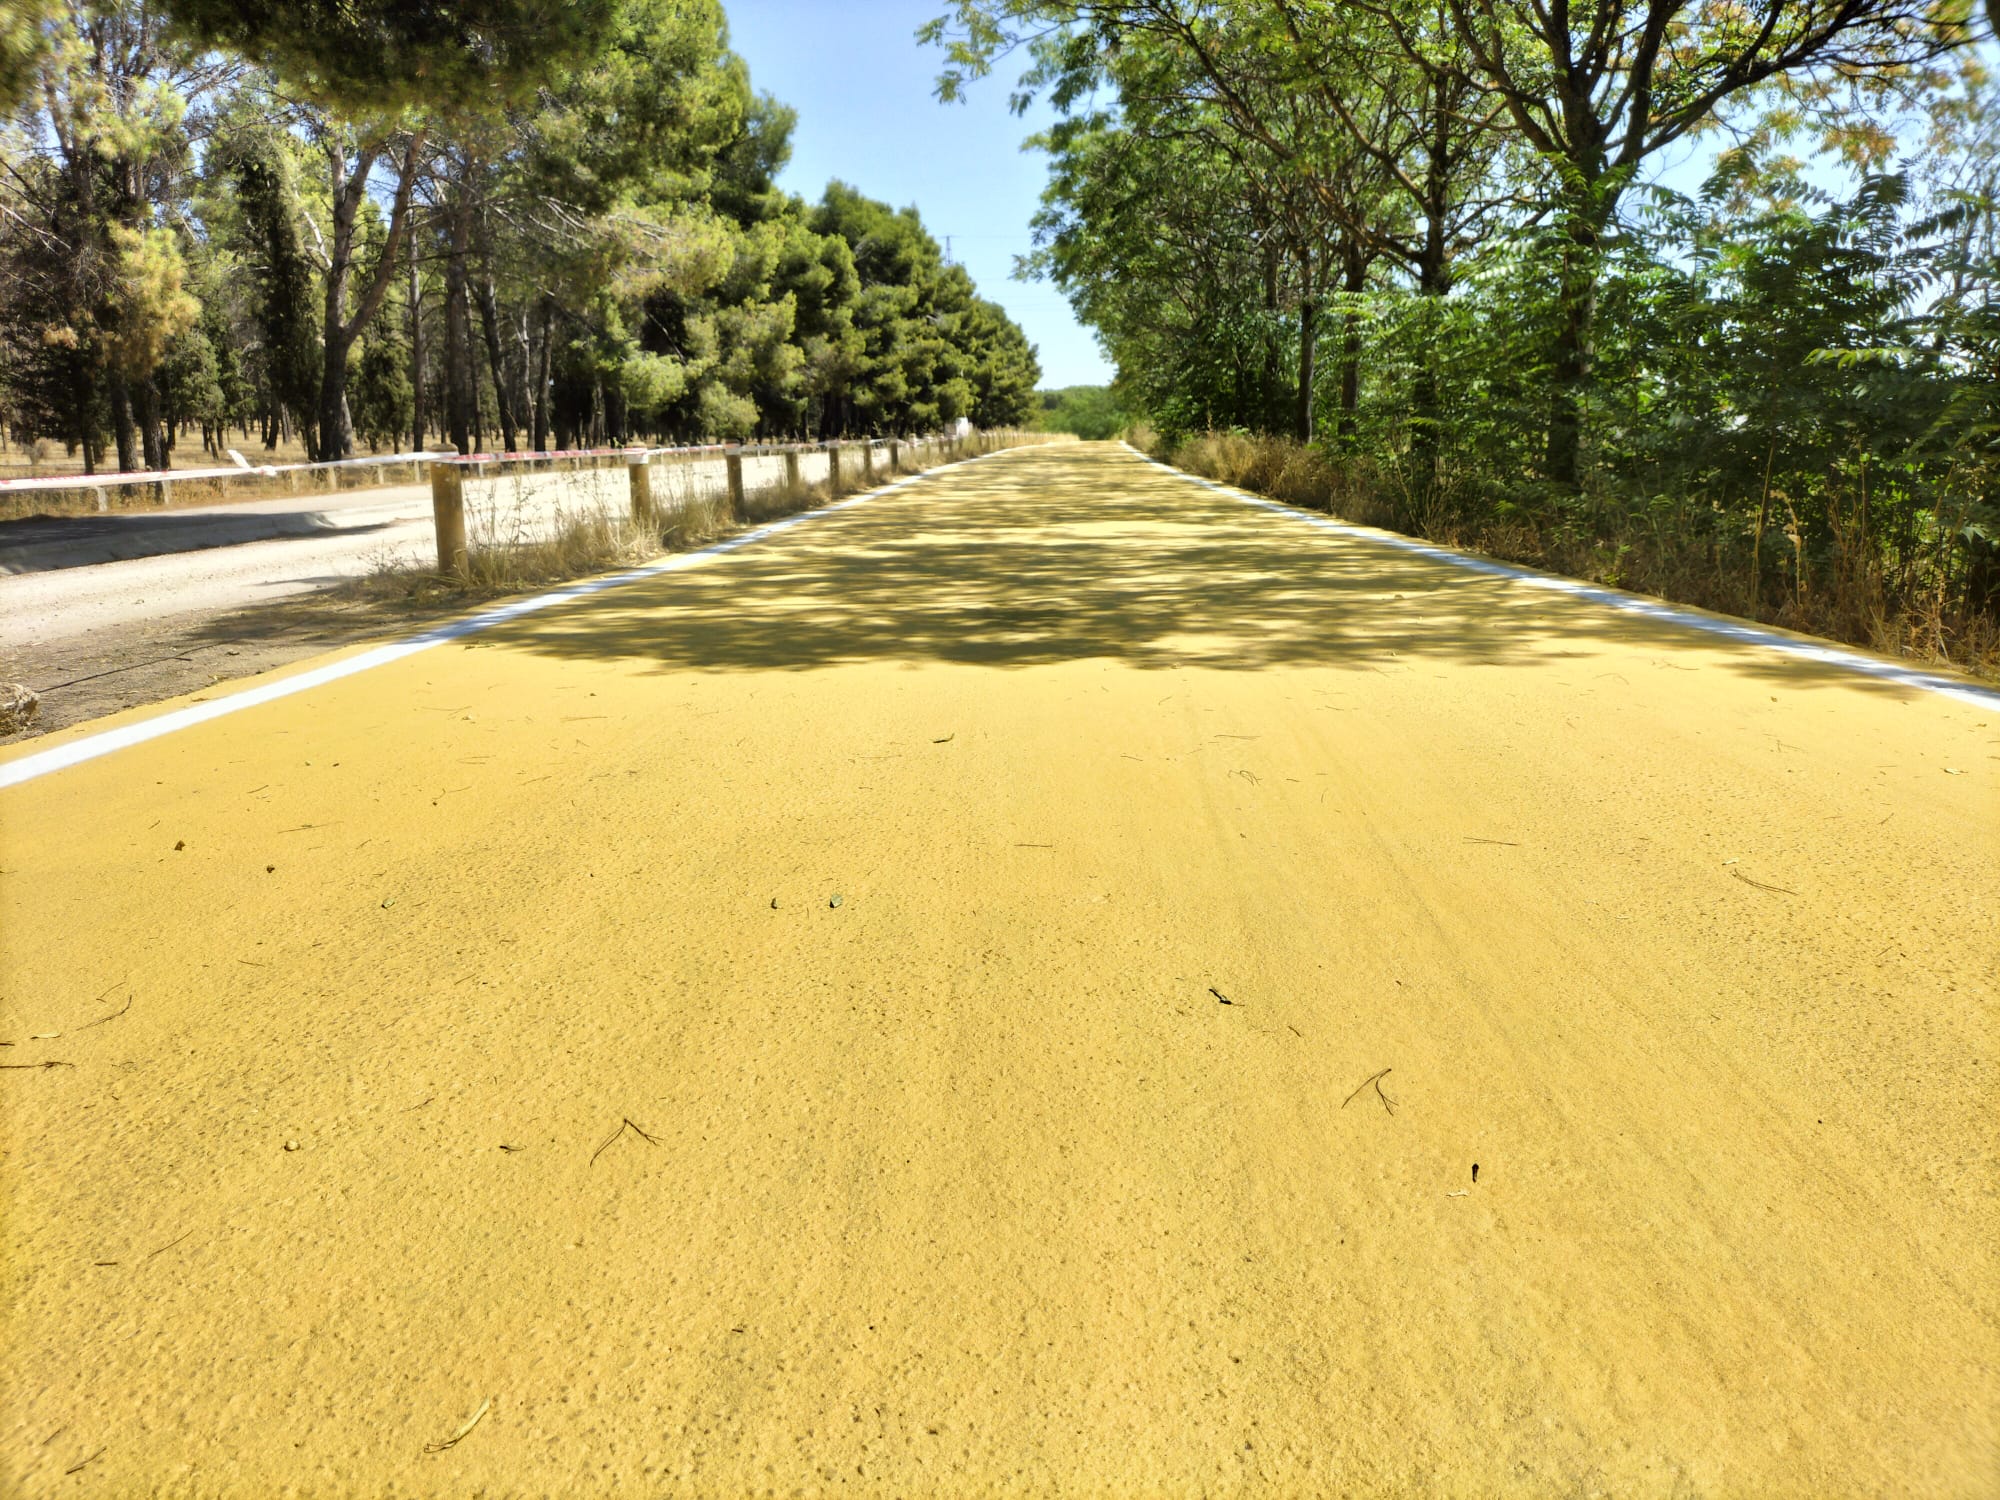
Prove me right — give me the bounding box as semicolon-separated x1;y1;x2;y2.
1036;383;1129;439
929;0;1998;653
0;0;1042;475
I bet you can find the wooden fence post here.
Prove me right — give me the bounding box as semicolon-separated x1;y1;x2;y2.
725;451;746;517
784;450;801;496
827;445;843;495
430;459;467;576
627;450;655;525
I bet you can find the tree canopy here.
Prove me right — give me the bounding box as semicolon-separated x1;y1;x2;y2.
0;0;1041;476
929;0;1997;659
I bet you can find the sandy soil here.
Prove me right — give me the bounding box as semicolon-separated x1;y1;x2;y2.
1;443;1994;1496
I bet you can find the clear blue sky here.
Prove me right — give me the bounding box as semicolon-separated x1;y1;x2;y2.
724;0;1115;390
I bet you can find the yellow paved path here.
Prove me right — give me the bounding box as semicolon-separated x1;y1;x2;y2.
2;443;1995;1496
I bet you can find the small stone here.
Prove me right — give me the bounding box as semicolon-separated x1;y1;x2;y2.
283;1140;300;1152
829;894;843;908
0;682;39;736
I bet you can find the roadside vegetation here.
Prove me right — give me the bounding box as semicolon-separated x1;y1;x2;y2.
930;1;1999;674
1034;383;1131;439
0;0;1042;479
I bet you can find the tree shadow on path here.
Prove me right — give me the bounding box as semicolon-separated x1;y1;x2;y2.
446;445;1978;699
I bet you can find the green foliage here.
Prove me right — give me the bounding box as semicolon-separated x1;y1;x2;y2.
226;130;323;454
936;0;1997;663
795;181;1040;435
350;333;411;451
1;0;1038;470
101;224;198;377
0;0;52;115
1037;384;1127;439
163;0;614;110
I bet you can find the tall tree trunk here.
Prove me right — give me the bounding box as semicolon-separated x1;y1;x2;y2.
605;383;625;444
110;376;138;472
1337;243;1366;445
1546;221;1598;491
74;363;96;476
533;296;552;451
514;306;532;440
408;242;426;450
443;199;474;455
1294;250;1316;444
1545;129;1609;491
474;270;517;453
319;333;354;461
319;136;422;461
1260;245;1281;434
318;148;358;462
138;379;165;469
1409;157;1455;474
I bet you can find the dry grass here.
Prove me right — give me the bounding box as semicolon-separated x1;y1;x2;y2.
340;512;652;609
1166;430;2000;682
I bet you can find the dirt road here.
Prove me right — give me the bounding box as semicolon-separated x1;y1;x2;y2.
0;464;650;644
0;462;687;739
2;443;1994;1496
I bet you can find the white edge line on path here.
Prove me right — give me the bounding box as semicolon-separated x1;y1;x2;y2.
0;448;1025;790
1125;442;2000;712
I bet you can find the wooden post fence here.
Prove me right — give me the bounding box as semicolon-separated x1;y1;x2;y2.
626;450;655;525
725;451;746;517
429;460;467;576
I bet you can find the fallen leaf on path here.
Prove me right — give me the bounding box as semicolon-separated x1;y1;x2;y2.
424;1399;490;1454
1728;868;1798;897
70;994;131;1032
1342;1068;1396;1114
